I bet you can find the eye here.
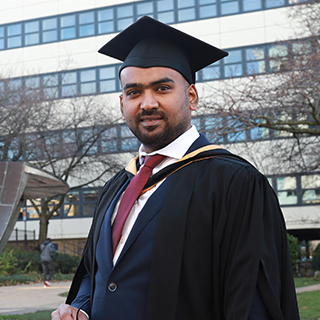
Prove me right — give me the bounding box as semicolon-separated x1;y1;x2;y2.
126;89;140;96
156;85;170;92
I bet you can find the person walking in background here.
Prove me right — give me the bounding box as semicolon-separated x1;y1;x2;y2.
40;237;55;287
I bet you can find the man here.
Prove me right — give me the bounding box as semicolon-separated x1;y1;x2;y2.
40;237;55;287
52;16;299;319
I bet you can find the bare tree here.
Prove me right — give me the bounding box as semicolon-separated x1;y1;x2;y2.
0;73;127;244
200;0;320;173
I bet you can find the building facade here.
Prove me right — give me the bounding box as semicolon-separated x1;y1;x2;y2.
1;0;319;248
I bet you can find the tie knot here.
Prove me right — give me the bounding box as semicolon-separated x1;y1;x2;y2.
143;154;166;170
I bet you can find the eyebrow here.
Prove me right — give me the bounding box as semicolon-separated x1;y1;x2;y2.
123;77;175;91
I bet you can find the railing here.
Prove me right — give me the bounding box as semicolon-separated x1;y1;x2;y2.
9;227;36;247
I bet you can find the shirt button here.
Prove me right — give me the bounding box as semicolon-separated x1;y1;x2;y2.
120;236;125;244
108;282;118;292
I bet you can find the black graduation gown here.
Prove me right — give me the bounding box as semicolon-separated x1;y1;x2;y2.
67;145;299;320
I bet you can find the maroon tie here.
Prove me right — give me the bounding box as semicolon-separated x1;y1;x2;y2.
112;154;165;254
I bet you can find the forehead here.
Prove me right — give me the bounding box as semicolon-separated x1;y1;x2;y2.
120;66;186;85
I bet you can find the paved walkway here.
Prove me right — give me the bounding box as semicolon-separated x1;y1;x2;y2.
0;280;319;315
0;281;71;315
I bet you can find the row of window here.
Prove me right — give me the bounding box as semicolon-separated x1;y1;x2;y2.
0;0;297;51
18;171;320;222
0;39;310;103
0;113;293;163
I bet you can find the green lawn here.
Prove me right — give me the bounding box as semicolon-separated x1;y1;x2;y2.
0;278;319;319
0;310;53;320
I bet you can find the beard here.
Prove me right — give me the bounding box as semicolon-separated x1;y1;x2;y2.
129;109;190;151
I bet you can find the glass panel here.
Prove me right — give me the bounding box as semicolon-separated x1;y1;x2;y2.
137;2;154;15
8;23;21;36
62;71;77;84
266;0;285;8
100;80;116;92
224;49;243;77
64;192;80;216
158;12;174;23
117;18;133;31
157;0;174;11
98;21;114;33
302;189;320;204
199;5;217;18
43;18;57;30
81;69;96;82
79;11;94;24
81;83;96;95
278;191;298;205
43;74;59;87
178;8;195;21
101;128;118;152
221;1;239;15
243;0;262;11
25;21;39;33
277;176;296;190
25;33;39;45
8;36;22;48
61;27;76;40
0;27;4;37
61;15;76;27
201;64;220;80
80;24;95;37
117;5;133;18
100;66;115;79
25;77;40;89
200;0;216;3
43;30;57;42
178;0;195;8
301;175;320;189
83;190;99;216
62;85;77;97
98;8;113;21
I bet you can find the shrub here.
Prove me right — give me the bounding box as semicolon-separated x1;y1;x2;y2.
53;253;80;274
0;248;17;276
311;244;320;271
287;233;299;272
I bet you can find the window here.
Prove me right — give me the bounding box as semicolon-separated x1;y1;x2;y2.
60;14;76;40
178;0;196;22
220;0;239;15
97;8;114;34
224;49;243;77
79;11;95;37
245;47;266;74
100;127;118;152
203;116;225;144
243;0;262;11
157;0;175;23
7;23;22;48
199;0;217;18
42;74;59;99
25;21;39;46
0;26;4;50
25;76;41;99
117;5;134;31
64;191;80;217
99;66;116;93
268;44;288;72
266;0;285;8
200;63;221;80
301;175;320;204
83;189;99;215
42;17;58;43
61;71;77;97
80;69;96;95
277;176;298;205
120;126;139;151
137;1;154;19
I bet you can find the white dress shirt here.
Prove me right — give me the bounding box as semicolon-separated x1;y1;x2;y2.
112;125;200;264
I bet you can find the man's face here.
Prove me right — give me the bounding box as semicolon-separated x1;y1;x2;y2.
120;67;198;153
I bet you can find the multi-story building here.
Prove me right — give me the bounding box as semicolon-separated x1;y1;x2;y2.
1;0;319;252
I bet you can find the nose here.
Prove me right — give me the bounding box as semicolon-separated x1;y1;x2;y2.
140;91;158;110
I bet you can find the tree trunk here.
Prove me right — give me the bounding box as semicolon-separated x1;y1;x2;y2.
38;205;49;246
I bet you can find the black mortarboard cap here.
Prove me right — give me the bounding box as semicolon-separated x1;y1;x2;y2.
98;16;228;84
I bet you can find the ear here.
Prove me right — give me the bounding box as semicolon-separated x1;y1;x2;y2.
187;84;198;111
119;94;125;120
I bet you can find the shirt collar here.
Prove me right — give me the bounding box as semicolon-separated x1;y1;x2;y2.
138;125;200;164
